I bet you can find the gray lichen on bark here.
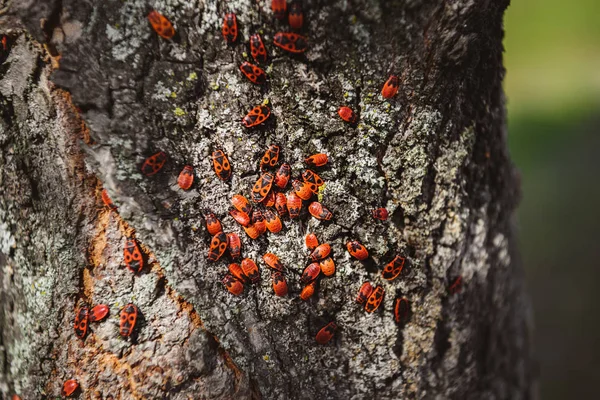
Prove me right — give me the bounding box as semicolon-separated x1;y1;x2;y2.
0;0;533;399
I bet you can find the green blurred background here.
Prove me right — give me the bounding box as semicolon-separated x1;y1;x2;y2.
504;0;600;398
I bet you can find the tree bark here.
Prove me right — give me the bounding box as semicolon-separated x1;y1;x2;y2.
0;0;533;399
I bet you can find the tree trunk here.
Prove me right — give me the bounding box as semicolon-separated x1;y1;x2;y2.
0;0;533;398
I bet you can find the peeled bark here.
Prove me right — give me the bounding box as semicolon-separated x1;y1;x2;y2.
0;0;533;399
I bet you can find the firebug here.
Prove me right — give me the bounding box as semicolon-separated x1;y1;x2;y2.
228;263;247;283
260;144;280;170
89;304;109;323
212;149;232;181
346;240;369;260
240;61;266;85
232;194;252;214
301;262;321;283
274;32;308;53
275;192;288;217
177;165;194;190
272;272;288;296
62;379;79;397
302;169;324;187
229;208;251;227
310;243;331;261
365;285;384;313
381;75;400;99
263;252;284;272
292;179;317;200
308;202;332;220
300;281;316;300
250;33;268;63
242;105;271;128
274;163;291;189
315;322;337;345
372;207;389;221
394;297;410;324
263;209;282;233
222;13;238;43
141;151;167;176
356;282;374;304
287;192;302;218
241;258;261;284
227;233;242;259
124;238;144;274
208;232;228;262
288;2;303;29
305;233;319;250
119;303;138;337
319;257;335;276
338;106;358;124
203;210;223;235
382;255;405;281
271;0;287;19
223;274;244;296
147;10;175;40
252;172;274;202
304;153;328;167
101;189;117;210
74;305;89;339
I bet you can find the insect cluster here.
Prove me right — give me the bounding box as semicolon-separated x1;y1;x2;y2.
59;3;464;396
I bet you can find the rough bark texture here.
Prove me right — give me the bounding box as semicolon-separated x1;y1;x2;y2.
0;0;533;399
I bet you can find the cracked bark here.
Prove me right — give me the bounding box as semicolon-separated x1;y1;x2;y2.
0;0;533;399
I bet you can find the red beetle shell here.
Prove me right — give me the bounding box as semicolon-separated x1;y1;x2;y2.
305;153;328;167
274;163;291;189
228;263;247;283
141;151;167;176
74;305;89;339
124;239;144;274
119;303;138;337
178;165;194;190
338;106;358;124
208;232;228;262
243;224;261;240
203;211;223;236
260;144;280;170
252;173;275;202
372;207;389;221
319;257;335;277
272;272;288;296
288;2;303;29
292;179;317;200
315;322;337;345
308;202;333;220
301;262;321;283
346;240;369;260
263;252;284;271
229;209;251;227
250;33;268;63
101;189;117;210
310;243;331;261
148;10;175;40
222;13;238;43
89;304;109;323
275;192;288;217
264;209;283;233
381;75;400;99
227;233;242;259
449;276;463;295
287;192;302;218
394;297;410;324
365;286;384;313
241;258;261;284
251;210;267;236
243;105;271;128
262;190;276;207
302;169;324;186
305;233;319;250
300;281;316;300
62;379;79;397
232;194;252;214
356;282;374;304
274;32;308;54
240;61;266;85
223;274;244;296
212;149;232;181
382;255;405;281
271;0;287;19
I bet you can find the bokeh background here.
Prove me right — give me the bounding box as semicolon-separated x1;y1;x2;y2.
504;0;600;398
